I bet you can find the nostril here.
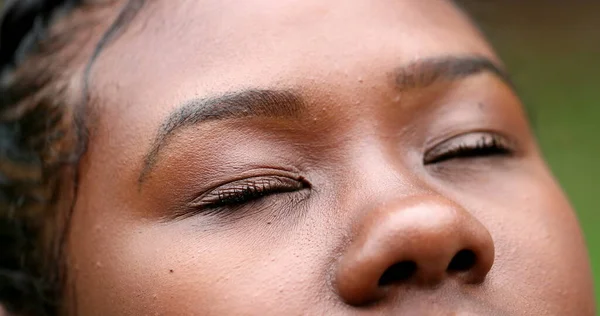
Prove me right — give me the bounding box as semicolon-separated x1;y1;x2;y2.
447;249;477;272
378;261;417;286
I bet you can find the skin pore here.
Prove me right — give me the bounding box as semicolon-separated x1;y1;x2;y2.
62;0;594;314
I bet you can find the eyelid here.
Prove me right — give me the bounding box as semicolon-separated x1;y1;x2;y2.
166;174;308;221
189;175;306;209
423;131;515;165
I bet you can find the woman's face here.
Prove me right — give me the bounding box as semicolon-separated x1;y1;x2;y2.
67;0;594;314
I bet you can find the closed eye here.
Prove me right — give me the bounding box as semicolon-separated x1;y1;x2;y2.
424;132;514;165
199;177;306;208
175;175;310;220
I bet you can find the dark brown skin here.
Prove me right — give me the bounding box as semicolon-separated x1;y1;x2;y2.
65;0;595;314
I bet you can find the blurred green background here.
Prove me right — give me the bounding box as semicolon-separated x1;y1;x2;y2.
461;1;599;303
1;0;598;306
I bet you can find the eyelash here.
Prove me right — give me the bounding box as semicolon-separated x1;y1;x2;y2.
188;133;513;214
424;133;513;165
189;176;309;212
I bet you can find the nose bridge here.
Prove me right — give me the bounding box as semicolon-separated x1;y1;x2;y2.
334;194;495;306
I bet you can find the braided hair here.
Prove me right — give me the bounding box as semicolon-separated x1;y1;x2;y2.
0;1;144;314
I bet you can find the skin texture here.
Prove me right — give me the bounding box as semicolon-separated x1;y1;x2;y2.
65;0;595;314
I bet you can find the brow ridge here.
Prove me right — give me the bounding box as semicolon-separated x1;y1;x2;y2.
138;89;304;184
138;56;511;186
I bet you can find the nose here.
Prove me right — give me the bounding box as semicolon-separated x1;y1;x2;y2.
334;195;495;306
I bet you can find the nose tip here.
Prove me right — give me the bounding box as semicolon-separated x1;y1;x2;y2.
334;195;495;306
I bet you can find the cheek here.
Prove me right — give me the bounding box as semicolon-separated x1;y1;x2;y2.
482;164;594;314
67;206;333;315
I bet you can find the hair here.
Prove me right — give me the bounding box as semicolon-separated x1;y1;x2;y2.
0;0;143;314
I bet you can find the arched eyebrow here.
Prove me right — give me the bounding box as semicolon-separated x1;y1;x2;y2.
138;89;305;184
138;55;511;185
395;56;512;90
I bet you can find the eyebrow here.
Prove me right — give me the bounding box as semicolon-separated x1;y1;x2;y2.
395;56;512;89
138;56;510;184
138;89;305;183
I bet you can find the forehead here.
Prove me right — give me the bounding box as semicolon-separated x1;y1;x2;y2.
86;0;498;174
91;0;495;100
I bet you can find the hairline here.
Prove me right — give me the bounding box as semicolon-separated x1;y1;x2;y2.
44;0;148;312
